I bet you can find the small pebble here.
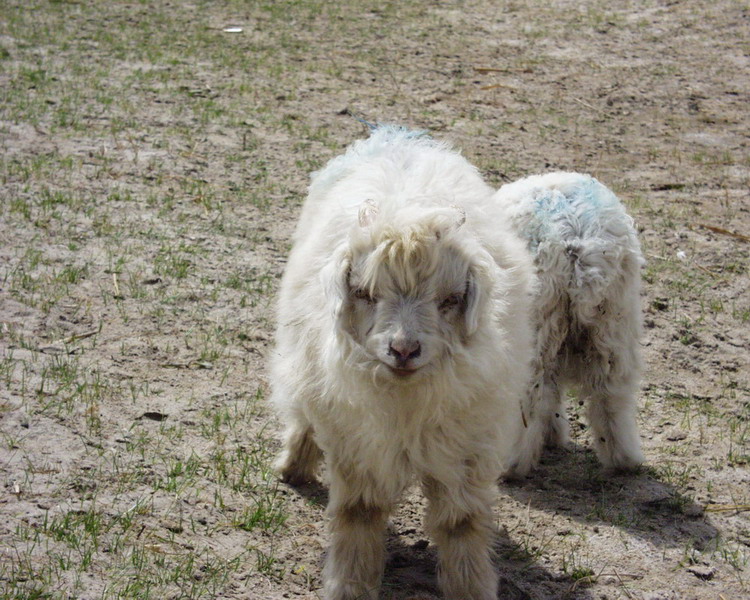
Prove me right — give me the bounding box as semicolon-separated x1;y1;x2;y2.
687;565;715;580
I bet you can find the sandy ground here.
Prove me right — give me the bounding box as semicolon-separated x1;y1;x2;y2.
1;1;748;599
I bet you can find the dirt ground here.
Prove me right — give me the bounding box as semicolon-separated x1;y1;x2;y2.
1;1;748;599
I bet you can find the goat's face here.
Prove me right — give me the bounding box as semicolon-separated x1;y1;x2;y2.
325;204;488;382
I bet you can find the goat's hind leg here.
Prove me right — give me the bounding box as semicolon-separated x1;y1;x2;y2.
586;381;643;472
505;372;545;479
506;301;571;479
543;375;570;449
580;295;645;472
506;362;568;478
584;345;644;472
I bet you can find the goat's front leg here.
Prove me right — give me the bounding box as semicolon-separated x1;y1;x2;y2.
323;469;394;600
423;474;498;600
276;421;323;486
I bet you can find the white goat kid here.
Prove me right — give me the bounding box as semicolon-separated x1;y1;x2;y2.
271;127;534;600
494;173;645;478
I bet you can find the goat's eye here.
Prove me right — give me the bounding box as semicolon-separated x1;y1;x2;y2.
439;293;462;312
353;288;375;303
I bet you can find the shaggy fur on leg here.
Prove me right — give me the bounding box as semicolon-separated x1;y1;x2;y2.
271;126;535;599
494;172;645;477
323;495;391;600
277;423;322;486
423;474;498;600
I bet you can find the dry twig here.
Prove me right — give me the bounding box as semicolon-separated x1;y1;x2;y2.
705;504;750;513
699;223;749;243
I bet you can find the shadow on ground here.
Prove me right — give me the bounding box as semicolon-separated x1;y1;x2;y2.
381;532;597;600
500;444;719;552
281;442;719;598
285;478;599;600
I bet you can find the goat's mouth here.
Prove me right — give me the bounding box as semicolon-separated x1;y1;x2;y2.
386;364;421;378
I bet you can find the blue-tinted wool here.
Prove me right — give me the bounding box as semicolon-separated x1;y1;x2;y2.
310;124;434;203
522;176;619;253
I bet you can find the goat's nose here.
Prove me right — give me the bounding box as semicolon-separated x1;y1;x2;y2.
388;339;421;361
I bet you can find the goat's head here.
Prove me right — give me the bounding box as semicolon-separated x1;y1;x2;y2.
323;200;493;382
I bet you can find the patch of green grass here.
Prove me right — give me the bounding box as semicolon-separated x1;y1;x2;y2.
233;488;287;534
646;462;702;491
155;452;205;494
224;267;276;307
587;500;643;530
153;242;200;280
34;354;111;433
727;405;750;467
253;547;286;581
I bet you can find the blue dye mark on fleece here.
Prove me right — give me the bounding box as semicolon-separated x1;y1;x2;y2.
353;123;432;154
310;124;433;196
342;109;426;140
349;113;378;132
523;176;620;253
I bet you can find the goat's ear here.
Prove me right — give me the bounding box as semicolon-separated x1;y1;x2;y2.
463;265;487;337
450;205;466;228
358;199;379;228
434;205;466;240
320;243;351;323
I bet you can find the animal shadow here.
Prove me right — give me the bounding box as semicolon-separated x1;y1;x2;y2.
284;479;597;599
501;444;719;552
381;531;597;600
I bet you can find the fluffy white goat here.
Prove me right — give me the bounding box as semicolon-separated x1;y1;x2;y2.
271;126;534;600
494;173;645;478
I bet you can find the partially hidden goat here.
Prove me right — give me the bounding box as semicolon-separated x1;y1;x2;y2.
494;172;645;478
271;126;534;600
